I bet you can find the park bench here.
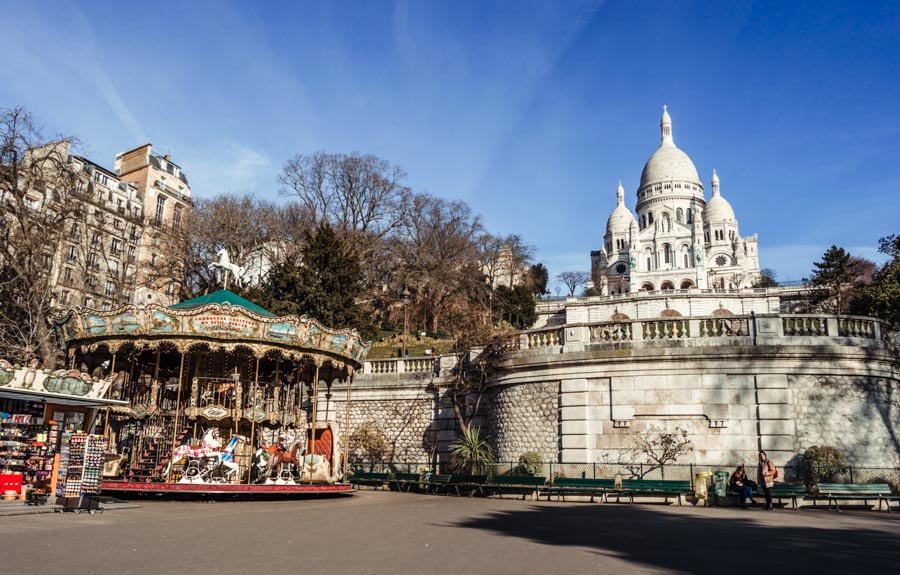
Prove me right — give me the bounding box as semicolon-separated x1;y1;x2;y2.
764;484;808;510
350;472;390;490
485;476;547;500
426;474;453;494
389;473;423;492
543;478;616;502
445;474;488;496
610;480;692;505
812;483;899;512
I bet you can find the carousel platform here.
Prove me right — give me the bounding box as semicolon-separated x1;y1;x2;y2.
101;481;354;499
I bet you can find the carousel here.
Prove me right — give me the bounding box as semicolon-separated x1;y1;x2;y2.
54;289;370;496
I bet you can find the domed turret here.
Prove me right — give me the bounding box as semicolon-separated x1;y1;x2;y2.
606;181;638;233
703;169;737;223
638;106;701;190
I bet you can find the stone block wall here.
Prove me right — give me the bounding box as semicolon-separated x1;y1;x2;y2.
790;375;900;466
487;381;558;462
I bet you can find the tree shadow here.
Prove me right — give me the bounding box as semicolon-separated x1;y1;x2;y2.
452;504;900;574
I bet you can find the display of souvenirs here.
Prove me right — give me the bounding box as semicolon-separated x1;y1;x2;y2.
57;432;107;498
0;398;56;492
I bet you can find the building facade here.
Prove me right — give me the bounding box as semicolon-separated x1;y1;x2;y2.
592;107;760;295
115;144;192;306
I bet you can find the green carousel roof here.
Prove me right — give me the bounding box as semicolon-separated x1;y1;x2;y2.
168;290;276;318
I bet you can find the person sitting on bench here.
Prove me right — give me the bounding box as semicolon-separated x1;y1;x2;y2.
730;465;757;509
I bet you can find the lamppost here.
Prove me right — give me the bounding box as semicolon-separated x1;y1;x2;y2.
801;277;809;312
401;287;410;358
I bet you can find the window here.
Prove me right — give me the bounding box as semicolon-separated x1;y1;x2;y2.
648;212;654;224
113;219;123;230
687;209;693;224
615;263;627;274
105;281;115;297
87;252;99;269
90;232;100;247
71;223;79;235
108;260;118;273
101;302;112;311
173;204;183;231
110;239;121;256
676;208;683;222
155;196;166;226
641;215;646;229
684;253;689;267
715;255;728;267
61;290;70;304
166;283;175;296
151;254;158;267
646;257;651;270
663;244;672;264
63;268;73;283
67;245;78;261
127;246;136;259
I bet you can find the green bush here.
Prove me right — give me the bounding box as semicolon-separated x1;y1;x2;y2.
517;452;543;476
800;445;848;487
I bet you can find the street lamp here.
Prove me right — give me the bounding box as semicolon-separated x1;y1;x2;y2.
401;287;410;358
801;277;809;312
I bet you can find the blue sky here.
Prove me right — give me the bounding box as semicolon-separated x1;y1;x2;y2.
2;1;899;291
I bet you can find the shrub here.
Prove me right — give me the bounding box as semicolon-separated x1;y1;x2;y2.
449;428;494;475
349;421;389;468
517;452;543;476
867;476;900;495
800;445;848;487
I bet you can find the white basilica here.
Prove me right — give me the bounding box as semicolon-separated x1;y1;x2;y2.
591;107;760;295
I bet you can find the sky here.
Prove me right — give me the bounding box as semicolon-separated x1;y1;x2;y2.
2;0;899;292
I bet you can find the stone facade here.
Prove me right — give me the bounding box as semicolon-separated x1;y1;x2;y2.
340;311;899;470
487;382;558;462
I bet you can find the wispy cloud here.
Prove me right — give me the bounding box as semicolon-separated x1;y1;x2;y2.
188;142;273;197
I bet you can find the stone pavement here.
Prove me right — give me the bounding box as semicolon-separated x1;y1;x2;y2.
0;491;897;574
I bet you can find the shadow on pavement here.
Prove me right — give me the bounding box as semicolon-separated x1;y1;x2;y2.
453;504;900;574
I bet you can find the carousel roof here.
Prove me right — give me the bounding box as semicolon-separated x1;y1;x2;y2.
53;291;370;370
169;290;276;318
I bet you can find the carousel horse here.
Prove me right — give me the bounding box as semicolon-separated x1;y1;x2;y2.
209;248;245;289
178;434;248;484
164;428;222;477
264;439;306;484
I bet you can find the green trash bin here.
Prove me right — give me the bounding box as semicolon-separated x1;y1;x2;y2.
712;471;729;505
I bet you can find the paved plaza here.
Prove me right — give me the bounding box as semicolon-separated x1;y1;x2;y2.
0;492;898;574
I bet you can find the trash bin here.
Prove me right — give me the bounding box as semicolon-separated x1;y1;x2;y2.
694;471;713;501
712;471;729;505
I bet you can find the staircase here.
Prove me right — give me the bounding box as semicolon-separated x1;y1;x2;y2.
124;417;192;482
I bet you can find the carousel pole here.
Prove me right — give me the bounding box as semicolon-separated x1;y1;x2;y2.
247;354;260;485
103;350;117;439
309;362;320;457
167;350;187;484
342;372;354;484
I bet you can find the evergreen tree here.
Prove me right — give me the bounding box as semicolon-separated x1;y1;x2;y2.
523;263;549;297
491;284;537;330
260;223;376;339
850;235;900;325
810;245;856;313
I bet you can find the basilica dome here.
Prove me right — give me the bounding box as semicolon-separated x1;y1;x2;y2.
703;170;737;223
606;182;638;233
638;106;701;190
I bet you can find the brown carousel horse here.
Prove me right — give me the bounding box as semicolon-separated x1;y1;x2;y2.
262;439;305;482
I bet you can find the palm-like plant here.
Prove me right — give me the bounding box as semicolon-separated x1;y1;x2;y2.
448;427;494;474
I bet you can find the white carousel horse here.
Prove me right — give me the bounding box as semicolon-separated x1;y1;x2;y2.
178;434;248;484
209;248;245;289
164;428;222;477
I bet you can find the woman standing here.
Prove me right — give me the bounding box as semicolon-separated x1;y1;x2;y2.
730;465;757;509
758;451;777;510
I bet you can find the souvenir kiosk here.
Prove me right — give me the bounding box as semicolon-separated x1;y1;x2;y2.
53;290;369;496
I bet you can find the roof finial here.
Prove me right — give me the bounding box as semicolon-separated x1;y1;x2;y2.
616;181;625;204
660;104;673;145
711;169;720;196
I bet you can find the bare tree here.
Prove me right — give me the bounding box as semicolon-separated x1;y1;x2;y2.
278;151;411;253
0;107;81;365
557;270;590;297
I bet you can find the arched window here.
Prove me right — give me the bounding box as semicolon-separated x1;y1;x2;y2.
676;208;683;222
684;253;689;267
680;280;694;289
661;281;675;291
641;215;646;229
663;243;672;264
687;209;693;224
648;211;654;224
640;282;655;292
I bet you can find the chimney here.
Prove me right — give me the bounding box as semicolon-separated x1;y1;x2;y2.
164;153;171;161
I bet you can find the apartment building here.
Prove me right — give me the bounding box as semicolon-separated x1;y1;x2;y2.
115;144;192;306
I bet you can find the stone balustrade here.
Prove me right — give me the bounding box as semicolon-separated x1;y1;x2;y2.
358;313;889;377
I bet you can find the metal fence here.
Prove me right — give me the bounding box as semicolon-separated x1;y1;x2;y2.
348;461;900;492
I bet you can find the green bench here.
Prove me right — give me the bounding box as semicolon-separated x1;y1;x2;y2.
445;474;488;496
350;472;390;490
389;473;423;492
485;476;547;500
426;474;453;494
612;480;692;505
813;483;899;512
544;478;616;502
764;484;807;510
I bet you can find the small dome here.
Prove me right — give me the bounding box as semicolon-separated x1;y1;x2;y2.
606;181;638;233
703;170;737;223
639;107;701;189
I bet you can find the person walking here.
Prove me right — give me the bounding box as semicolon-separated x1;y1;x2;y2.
730;465;757;509
758;451;777;510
